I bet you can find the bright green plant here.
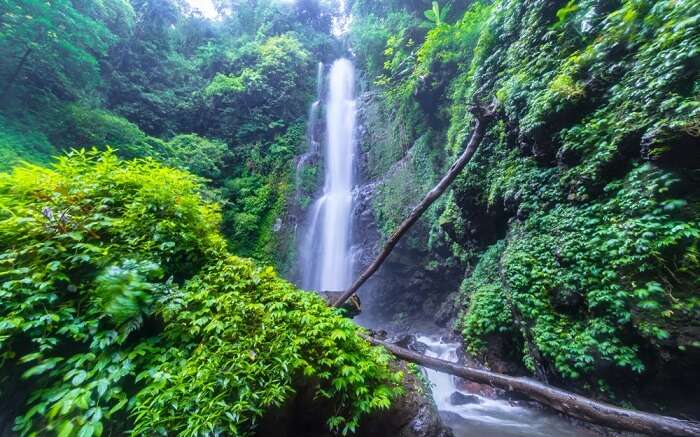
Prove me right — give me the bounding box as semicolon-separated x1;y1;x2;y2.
0;150;402;436
424;2;450;27
161;133;229;180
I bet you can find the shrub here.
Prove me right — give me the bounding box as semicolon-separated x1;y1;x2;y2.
50;105;166;159
161;133;229;180
0;150;401;436
0;115;56;171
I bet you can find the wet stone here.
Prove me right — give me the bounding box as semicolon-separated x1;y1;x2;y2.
449;392;482;406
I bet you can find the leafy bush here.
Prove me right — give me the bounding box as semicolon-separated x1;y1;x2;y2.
0;151;401;436
0;115;56;171
460;242;515;353
50;105;167;159
416;1;490;74
203;33;312;144
161;133;229;180
452;0;700;384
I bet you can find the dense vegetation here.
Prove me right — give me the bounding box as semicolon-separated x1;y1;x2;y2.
0;150;401;435
1;0;699;433
0;1;409;435
349;0;699;406
0;0;338;263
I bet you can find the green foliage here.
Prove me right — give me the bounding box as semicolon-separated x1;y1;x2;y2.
553;1;580;29
424;1;450;27
94;259;162;324
451;0;700;383
220;122;305;262
133;260;402;436
0;151;402;435
0;0;124;104
355;2;492;250
349;10;422;85
0;0;337;272
203;33;312;144
496;165;699;378
0;114;56;171
416;2;490;72
51;104;166;159
460;242;515;353
296;160;320;209
161;133;229;180
352;0;700;395
373;132;443;243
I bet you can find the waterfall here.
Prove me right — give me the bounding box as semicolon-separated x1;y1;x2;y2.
295;62;323;193
299;58;356;291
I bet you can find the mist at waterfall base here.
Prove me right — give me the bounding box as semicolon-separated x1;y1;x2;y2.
294;59;589;437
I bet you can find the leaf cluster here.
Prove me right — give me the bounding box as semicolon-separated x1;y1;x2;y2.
0;151;402;436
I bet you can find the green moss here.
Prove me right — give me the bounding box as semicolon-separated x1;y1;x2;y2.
372;131;443;244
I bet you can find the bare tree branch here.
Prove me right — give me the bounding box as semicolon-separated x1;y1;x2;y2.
333;101;498;307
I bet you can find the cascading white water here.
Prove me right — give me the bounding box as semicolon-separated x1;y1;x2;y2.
319;58;356;290
295;62;323;191
300;58;356;291
417;336;589;437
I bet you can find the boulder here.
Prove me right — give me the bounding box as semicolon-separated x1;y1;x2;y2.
456;379;498;399
360;361;454;437
449;392;482;406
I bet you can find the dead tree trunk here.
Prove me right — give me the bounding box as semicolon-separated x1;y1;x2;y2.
366;336;700;437
333;102;497;307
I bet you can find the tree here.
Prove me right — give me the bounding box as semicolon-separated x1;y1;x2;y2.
202;33;312;144
0;0;129;106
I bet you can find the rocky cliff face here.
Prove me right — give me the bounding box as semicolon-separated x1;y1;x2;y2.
351;90;464;333
347;0;700;416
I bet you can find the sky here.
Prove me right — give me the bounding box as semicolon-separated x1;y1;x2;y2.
185;0;298;19
185;0;219;19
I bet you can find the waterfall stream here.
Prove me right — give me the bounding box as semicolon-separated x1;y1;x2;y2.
299;58;356;291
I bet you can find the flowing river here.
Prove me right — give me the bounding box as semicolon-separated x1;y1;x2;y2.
417;335;595;437
298;57;595;436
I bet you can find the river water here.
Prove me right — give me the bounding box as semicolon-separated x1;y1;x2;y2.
418;335;596;437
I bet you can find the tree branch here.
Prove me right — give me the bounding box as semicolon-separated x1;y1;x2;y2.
333;101;498;307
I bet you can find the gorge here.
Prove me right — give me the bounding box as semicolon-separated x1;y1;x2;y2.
0;0;698;436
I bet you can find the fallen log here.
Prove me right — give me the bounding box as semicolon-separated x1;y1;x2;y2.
366;336;700;437
333;102;498;308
